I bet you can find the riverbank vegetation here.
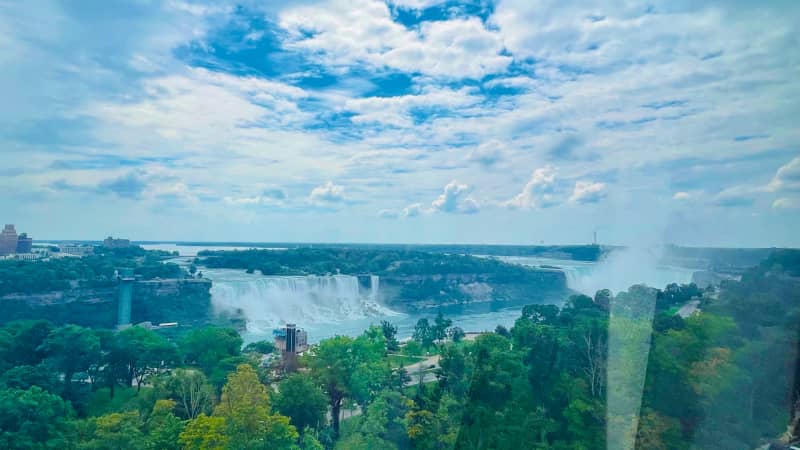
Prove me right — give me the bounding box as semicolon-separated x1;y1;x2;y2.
0;250;798;448
198;248;558;280
0;246;185;296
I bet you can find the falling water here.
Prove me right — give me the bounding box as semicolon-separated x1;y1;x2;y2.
206;270;397;334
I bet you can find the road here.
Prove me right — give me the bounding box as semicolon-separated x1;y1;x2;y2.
676;300;700;318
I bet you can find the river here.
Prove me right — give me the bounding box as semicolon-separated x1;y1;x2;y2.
143;244;695;343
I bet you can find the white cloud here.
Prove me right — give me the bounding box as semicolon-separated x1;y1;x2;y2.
280;1;510;78
713;186;756;207
673;191;691;200
569;181;607;204
309;181;346;206
767;157;800;192
468;140;505;167
402;203;424;217
504;166;559;209
344;86;480;127
431;180;479;214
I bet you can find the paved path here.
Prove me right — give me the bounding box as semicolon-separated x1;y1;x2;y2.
676;300;700;318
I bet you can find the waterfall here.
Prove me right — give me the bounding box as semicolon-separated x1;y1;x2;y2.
207;271;397;334
370;275;380;301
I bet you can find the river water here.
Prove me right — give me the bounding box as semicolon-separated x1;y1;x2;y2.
143;244;694;343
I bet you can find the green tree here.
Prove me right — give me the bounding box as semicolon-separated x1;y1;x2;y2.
259;414;299;450
180;327;242;374
214;364;271;445
179;414;229;450
0;363;60;393
145;399;184;450
243;340;276;355
413;318;434;348
160;368;214;419
274;373;328;431
86;411;146;450
449;326;465;343
433;311;452;343
0;387;73;449
110;326;178;391
381;321;400;352
307;336;355;436
40;324;100;393
2;320;52;367
214;364;297;448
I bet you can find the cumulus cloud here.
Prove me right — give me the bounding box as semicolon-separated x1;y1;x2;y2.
569;181;607;204
673;191;692;200
280;1;510;79
504;166;559;209
431;180;479;214
309;181;346;206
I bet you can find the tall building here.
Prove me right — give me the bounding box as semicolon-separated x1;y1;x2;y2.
273;324;309;354
16;233;32;254
0;224;18;256
103;236;131;249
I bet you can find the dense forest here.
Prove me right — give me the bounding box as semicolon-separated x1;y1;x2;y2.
0;250;798;449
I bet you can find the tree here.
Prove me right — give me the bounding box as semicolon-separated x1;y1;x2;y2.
0;363;60;393
495;325;511;338
274;373;328;431
179;414;229;450
449;326;465;343
87;411;146;450
381;321;401;352
308;336;356;436
110;326;178;391
0;387;73;449
160;368;214;419
433;312;452;343
413;318;434;348
145;399;184;450
260;414;300;450
213;364;297;448
243;340;276;355
1;320;52;367
40;324;100;393
180;327;242;374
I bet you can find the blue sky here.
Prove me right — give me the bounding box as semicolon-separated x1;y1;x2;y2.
1;0;798;246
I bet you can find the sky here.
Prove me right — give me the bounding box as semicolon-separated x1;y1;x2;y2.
0;0;798;247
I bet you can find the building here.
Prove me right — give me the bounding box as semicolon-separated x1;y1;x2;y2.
16;233;32;254
103;236;131;249
0;224;18;256
59;244;94;256
14;253;39;261
273;324;309;354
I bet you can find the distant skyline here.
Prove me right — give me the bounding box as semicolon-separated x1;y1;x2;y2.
1;1;798;247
